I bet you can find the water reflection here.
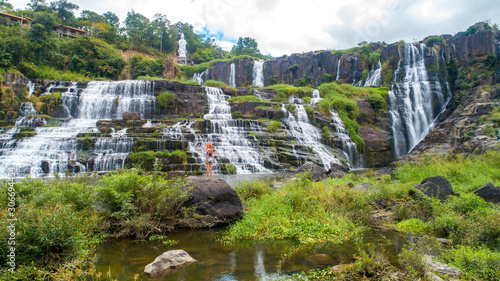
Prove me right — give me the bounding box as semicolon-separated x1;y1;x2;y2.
94;229;411;281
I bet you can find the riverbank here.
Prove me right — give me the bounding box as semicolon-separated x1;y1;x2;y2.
1;150;499;280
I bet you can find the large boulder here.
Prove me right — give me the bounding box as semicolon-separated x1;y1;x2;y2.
144;249;196;278
473;183;500;204
326;163;348;179
410;176;456;201
182;177;243;227
297;162;326;181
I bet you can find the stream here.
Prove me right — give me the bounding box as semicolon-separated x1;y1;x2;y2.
94;229;410;281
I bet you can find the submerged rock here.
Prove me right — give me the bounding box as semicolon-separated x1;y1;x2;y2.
473;183;500;204
182;177;243;227
144;249;196;277
410;176;456;201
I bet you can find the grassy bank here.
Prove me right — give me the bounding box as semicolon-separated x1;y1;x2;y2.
1;151;499;280
227;150;500;280
0;170;193;279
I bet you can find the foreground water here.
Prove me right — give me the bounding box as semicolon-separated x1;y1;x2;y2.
94;229;409;281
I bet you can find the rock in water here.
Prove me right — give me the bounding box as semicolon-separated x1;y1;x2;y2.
297;162;326;181
144;249;196;277
182;177;243;227
410;175;456;201
122;112;141;120
473;183;500;204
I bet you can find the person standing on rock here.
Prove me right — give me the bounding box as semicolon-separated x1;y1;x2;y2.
205;143;214;179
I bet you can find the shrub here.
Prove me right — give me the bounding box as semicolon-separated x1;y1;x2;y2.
317;99;331;115
442;245;500;281
264;84;313;102
424;36;444;47
235;180;276;202
157;90;174;112
266;121;282;133
367;93;386;112
305;106;315;122
396;218;432;234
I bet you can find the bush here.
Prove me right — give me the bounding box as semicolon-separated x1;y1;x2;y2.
264;84;313;102
234;180;274;201
317;99;331;115
305;106;315;122
157;90;174;112
424;36;444;47
442;245;500;281
396;218;432;234
367;93;386;112
266;121;282;133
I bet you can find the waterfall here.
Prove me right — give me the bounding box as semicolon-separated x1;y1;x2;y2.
252;60;265;87
336;59;341;81
0;80;156;178
193;68;210;85
364;60;382;87
330;109;362;168
309;90;323;105
164;87;270;174
281;104;341;169
229;63;236;87
15;102;47;127
388;43;451;159
27;81;35;98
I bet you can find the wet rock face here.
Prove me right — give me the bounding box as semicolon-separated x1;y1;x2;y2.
3;73;30;96
182;177;243;227
122;112;141;120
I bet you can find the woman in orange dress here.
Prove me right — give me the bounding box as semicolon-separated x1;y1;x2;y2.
205;143;213;179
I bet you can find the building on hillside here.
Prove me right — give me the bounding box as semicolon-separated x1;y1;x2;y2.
54;25;86;38
0;12;32;25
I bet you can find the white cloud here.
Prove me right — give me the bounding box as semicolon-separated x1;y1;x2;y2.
8;0;500;56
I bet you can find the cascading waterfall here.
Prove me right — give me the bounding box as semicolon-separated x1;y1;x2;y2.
163;87;270;174
229;63;236;88
198;87;270;173
252;60;265;87
193;69;210;85
309;90;323;105
388;43;451;159
27;81;35;98
15;102;47;127
364;61;382;87
281;104;341;169
336;59;341;81
0;80;156;178
330;109;362;168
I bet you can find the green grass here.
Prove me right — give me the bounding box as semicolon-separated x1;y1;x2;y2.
264;84;314;102
266;120;282;133
227;95;271;103
136;75;166;80
203;80;230;88
224;150;500;280
33;65;98;81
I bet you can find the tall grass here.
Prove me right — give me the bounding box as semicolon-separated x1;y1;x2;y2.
264;84;314;102
34;66;98;81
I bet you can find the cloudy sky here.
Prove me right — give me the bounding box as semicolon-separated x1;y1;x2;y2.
8;0;500;56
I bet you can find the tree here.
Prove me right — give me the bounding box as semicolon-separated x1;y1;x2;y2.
49;0;79;25
0;0;13;11
124;10;150;48
153;13;170;53
230;37;262;57
28;0;51;12
103;11;119;27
